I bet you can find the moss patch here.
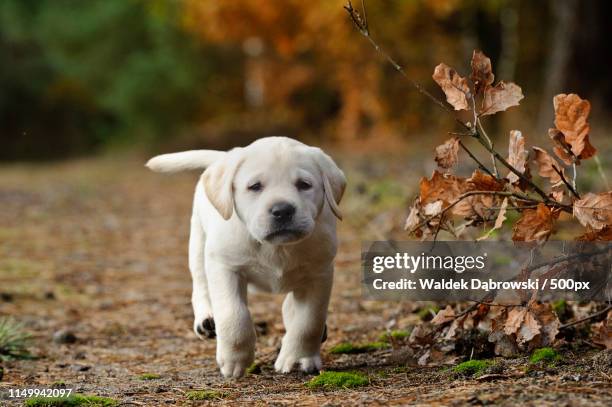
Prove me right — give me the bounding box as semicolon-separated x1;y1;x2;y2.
453;360;492;377
246;362;262;375
137;373;161;380
24;395;118;407
185;390;224;401
418;305;440;321
0;317;32;360
306;371;369;389
530;347;561;364
378;329;411;342
329;341;389;354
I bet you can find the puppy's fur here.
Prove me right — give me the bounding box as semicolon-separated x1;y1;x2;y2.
147;137;346;378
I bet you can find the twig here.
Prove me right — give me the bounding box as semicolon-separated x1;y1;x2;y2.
458;140;495;178
476;117;499;178
552;164;581;199
560;304;611;330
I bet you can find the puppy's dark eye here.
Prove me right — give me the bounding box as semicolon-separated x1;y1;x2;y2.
296;179;312;191
248;182;263;192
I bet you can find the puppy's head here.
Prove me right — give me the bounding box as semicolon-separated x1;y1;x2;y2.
202;138;346;245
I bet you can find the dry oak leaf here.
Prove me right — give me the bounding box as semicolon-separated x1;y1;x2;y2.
548;128;575;166
528;301;560;347
470;50;494;95
480;81;524;116
432;305;456;325
506;130;528;184
573;192;612;231
512;203;554;242
419;170;472;216
467;170;505;192
435;137;460;169
532;147;564;186
576;226;612;241
553;93;597;160
432;63;470;111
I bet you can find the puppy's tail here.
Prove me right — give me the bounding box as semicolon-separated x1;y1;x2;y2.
146;150;225;173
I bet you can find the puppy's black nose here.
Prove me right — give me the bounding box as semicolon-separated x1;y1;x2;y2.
270;202;296;222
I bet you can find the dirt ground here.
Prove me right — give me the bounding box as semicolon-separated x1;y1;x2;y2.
0;154;611;406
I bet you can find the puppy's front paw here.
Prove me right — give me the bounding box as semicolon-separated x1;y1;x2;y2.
217;347;254;378
274;352;321;374
193;317;216;339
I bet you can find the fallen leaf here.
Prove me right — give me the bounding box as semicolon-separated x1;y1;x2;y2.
432;305;455;325
506;130;528;183
512;203;554;242
517;310;541;344
553;93;597;160
404;204;421;233
504;307;527;336
477;197;508;241
432;63;470;111
573;192;612;230
480;81;524;116
532;147;564;186
435;137;460;169
591;310;612;349
470;50;494;95
548;128;575;166
529;302;560;347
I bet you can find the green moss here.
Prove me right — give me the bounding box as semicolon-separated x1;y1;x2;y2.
530;347;561;364
246;362;262;375
137;373;161;380
24;395;118;407
452;360;492;377
329;341;389;354
378;329;411;342
305;371;369;389
0;317;32;360
185;390;224;401
418;305;440;321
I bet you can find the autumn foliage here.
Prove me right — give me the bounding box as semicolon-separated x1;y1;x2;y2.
345;1;611;359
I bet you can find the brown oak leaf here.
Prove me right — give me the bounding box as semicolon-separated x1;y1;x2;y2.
470;50;494;95
553;93;597;160
432;63;470;111
467;170;505;192
480;81;524;116
506;130;528;184
548;128;575;166
434;137;460;169
419;171;472;216
573;192;612;231
576;226;612;241
512;203;554;242
532;147;564;186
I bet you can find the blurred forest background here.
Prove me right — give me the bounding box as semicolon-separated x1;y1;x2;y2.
1;0;612;161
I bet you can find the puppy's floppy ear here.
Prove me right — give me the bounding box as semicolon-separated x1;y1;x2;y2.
201;148;244;220
309;147;346;220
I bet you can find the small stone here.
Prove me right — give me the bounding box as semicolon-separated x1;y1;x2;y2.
53;329;78;344
0;292;13;302
71;364;91;372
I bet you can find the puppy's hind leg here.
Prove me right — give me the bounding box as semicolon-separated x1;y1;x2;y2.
189;214;215;339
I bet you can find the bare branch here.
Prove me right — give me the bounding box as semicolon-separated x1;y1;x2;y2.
552;164;581;199
560;304;612;330
458;140;495;178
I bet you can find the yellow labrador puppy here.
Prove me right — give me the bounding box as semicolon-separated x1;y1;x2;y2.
146;137;345;378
